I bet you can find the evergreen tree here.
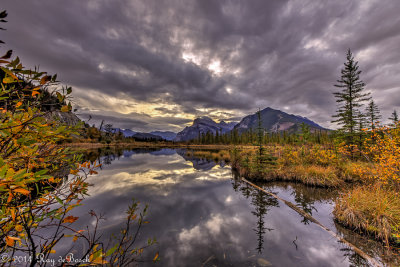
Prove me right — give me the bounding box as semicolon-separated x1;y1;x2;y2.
255;109;276;175
332;49;370;156
389;110;399;126
355;111;367;154
365;99;381;129
300;123;311;143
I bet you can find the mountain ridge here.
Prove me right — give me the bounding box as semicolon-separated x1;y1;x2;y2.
234;107;326;134
174;116;236;141
174;107;326;141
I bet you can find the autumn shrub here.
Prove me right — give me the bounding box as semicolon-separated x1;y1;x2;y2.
276;145;301;166
307;145;338;166
337;161;374;183
362;124;400;189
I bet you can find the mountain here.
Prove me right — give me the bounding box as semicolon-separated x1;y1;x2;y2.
150;131;177;141
44;111;81;126
234;107;325;133
111;128;136;137
111;128;176;140
174;116;236;141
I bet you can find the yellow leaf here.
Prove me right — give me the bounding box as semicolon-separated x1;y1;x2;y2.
14;188;30;196
15;101;22;108
49;250;56;254
15;225;23;232
153;252;159;262
60;105;69;112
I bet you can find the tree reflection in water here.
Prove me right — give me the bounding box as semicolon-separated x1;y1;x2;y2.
232;172;279;253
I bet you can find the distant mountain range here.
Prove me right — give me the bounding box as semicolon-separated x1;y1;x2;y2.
112;128;176;141
173;107;326;141
174;117;236;142
150;131;177;141
107;107;325;142
118;129;136;137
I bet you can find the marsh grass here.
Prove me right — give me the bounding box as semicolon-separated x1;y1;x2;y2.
274;165;341;187
334;184;400;246
230;144;375;187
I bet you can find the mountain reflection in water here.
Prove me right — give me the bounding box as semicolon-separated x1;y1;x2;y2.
64;148;398;266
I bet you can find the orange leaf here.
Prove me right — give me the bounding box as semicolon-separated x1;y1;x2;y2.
92;258;107;264
63;216;79;224
32;90;40;97
3;77;16;83
40;75;51;85
7;193;13;203
15;101;22;108
15;225;23;232
11;209;15;221
14;188;30;196
5;236;20;247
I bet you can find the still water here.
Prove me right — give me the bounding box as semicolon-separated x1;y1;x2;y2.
65;148;396;266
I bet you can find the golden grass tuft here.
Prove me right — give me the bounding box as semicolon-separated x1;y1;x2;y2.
334;184;400;245
274;165;341;187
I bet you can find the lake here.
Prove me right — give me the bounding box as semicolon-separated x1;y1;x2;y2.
64;148;397;266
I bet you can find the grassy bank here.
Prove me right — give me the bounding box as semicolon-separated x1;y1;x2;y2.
64;142;253;150
334;184;400;246
229;144;374;187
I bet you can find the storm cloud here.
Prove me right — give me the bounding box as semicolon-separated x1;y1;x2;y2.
2;0;400;131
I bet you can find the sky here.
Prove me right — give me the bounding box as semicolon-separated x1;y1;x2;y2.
1;0;400;132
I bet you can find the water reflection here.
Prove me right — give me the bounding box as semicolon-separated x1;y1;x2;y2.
69;148;398;266
232;174;279;253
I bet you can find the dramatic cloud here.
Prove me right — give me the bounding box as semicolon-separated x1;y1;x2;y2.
2;0;400;131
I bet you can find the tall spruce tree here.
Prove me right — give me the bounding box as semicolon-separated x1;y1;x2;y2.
332;49;370;156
